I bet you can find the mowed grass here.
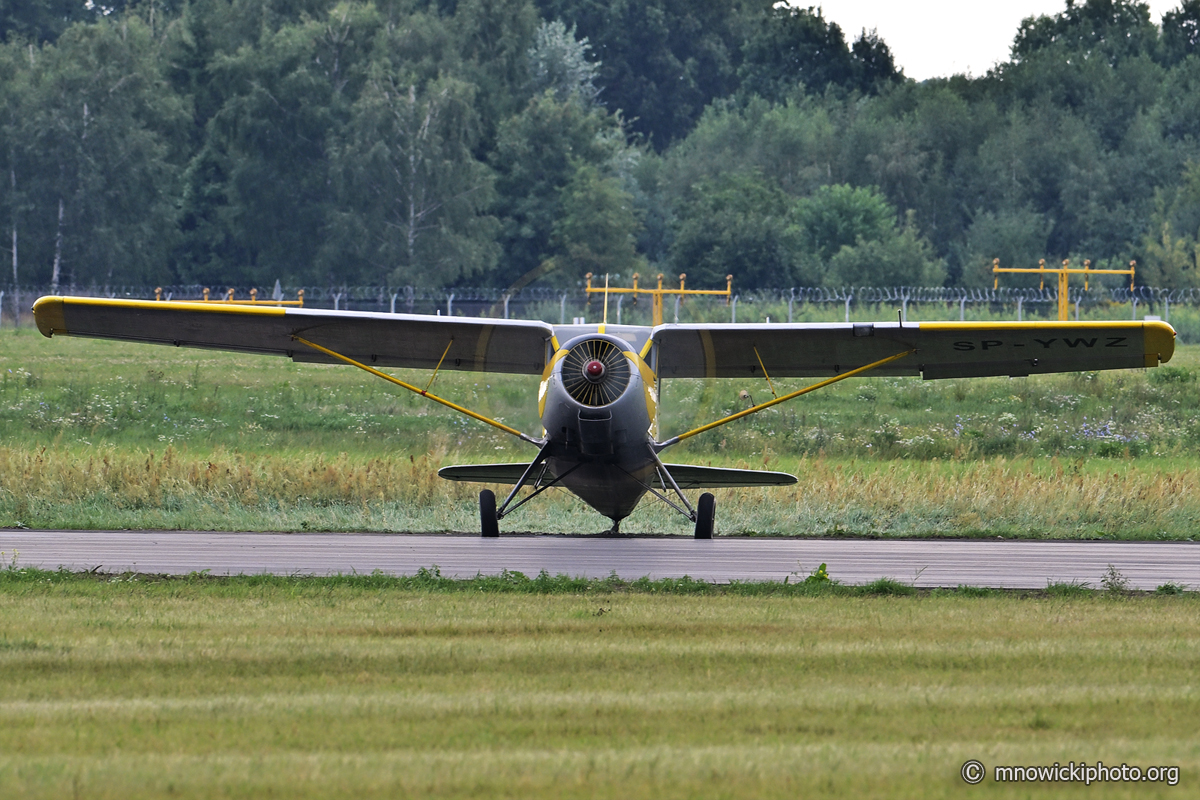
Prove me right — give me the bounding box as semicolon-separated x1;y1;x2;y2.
4;327;1200;536
0;573;1197;799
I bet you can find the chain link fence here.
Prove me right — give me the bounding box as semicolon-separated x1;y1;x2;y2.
2;282;1194;328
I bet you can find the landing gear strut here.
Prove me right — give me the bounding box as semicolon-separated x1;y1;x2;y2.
480;489;499;538
693;492;715;539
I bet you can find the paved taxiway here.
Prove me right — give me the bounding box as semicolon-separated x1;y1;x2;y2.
2;530;1198;589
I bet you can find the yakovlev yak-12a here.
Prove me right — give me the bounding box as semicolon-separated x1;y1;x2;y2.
32;284;1175;537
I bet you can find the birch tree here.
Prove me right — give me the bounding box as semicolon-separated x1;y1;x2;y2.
19;16;184;288
331;71;498;286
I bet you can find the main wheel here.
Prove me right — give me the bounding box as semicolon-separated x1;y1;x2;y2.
694;492;715;539
480;489;499;538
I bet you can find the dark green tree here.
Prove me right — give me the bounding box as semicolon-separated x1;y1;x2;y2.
959;208;1053;287
16;15;186;288
533;0;768;147
1139;161;1200;287
0;0;127;45
550;161;643;280
790;183;895;263
490;90;626;287
1161;0;1200;65
739;5;899;102
176;3;389;285
668;172;798;288
1012;0;1157;65
824;212;945;286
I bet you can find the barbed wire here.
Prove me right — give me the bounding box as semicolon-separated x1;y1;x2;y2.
3;282;1195;314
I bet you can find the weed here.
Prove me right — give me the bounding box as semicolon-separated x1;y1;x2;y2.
857;578;916;596
1046;581;1092;597
953;585;999;598
1101;564;1130;594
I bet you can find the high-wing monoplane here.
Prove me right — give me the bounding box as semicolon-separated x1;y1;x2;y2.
32;291;1175;537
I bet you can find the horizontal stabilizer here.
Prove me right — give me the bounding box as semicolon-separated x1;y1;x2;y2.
438;463;533;484
660;464;797;488
438;462;797;489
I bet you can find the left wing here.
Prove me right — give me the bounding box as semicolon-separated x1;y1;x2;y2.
651;320;1175;379
33;297;553;375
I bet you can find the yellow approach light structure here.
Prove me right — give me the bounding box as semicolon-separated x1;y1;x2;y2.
154;287;306;306
993;258;1136;321
584;272;733;327
33;272;1174;539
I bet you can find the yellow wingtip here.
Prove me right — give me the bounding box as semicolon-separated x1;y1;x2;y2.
32;296;66;338
1145;320;1176;366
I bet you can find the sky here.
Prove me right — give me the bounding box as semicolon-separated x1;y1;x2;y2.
813;1;1183;80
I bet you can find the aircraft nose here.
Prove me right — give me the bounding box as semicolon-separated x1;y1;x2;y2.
585;360;606;382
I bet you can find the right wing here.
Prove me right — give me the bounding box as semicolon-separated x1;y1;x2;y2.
650;320;1176;379
33;297;553;375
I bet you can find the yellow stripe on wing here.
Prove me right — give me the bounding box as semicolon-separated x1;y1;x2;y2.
33;296;286;338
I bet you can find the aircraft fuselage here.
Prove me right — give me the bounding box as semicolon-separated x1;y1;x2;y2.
538;330;659;522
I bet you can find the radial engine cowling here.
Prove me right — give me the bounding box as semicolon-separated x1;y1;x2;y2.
561;337;631;406
542;334;649;457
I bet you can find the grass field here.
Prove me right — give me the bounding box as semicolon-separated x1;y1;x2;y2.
3;314;1197;800
3;325;1200;536
0;569;1196;799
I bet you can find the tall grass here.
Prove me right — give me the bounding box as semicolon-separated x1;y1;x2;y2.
2;444;1198;538
4;331;1200;536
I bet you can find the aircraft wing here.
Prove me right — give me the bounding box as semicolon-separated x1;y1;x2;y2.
32;297;553;374
650;320;1176;379
439;462;797;488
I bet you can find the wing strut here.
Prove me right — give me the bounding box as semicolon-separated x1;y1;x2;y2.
753;346;778;399
291;335;544;446
495;443;583;520
655;349;915;450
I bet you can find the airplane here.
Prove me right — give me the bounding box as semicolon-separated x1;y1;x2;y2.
31;287;1176;538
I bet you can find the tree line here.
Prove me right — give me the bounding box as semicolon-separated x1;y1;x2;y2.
4;0;1200;295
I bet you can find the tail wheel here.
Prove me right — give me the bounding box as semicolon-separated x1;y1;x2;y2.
694;492;715;540
480;489;499;538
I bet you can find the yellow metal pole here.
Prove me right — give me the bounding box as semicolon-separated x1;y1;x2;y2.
752;346;778;399
602;273;610;326
1059;267;1069;321
423;338;455;394
653;274;664;326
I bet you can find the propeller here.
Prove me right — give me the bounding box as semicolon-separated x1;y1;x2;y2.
562;338;631;406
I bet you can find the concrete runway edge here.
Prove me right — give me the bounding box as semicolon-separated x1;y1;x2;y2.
2;530;1199;589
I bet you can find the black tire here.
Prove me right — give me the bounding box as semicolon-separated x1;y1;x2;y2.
480;489;499;538
694;492;715;540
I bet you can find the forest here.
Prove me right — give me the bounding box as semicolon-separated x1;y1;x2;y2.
4;0;1200;294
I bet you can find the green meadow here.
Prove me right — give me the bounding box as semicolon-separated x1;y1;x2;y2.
0;569;1195;799
3;320;1198;799
3;319;1200;537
